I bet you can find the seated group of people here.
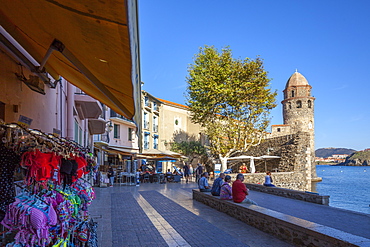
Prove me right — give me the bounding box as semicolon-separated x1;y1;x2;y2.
165;169;182;182
198;171;275;205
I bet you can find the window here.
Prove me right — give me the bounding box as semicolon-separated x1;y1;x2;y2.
153;102;158;111
0;101;5;121
296;100;302;108
153;116;158;132
128;128;133;141
288;102;292;109
143;112;149;129
144;133;150;149
153;135;158;149
114;124;120;138
277;128;281;132
291;90;295;97
144;96;150;107
308;100;312;108
74;120;83;145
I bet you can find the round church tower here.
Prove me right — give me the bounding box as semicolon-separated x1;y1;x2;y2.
282;71;319;181
282;71;315;134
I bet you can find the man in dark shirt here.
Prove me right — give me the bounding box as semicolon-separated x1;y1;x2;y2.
211;173;225;196
195;163;203;183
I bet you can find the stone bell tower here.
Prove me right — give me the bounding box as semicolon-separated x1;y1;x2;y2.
282;71;315;134
282;71;319;181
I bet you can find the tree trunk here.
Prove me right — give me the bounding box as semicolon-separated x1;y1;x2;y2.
219;155;228;172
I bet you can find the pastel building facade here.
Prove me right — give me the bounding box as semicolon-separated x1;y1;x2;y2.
0;0;141;159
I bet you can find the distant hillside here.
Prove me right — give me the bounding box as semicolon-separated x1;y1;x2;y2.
315;148;356;158
340;150;370;166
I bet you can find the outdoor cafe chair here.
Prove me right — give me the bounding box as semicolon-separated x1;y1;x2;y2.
153;174;160;183
143;173;150;183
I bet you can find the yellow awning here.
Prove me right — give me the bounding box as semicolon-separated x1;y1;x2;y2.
0;0;138;119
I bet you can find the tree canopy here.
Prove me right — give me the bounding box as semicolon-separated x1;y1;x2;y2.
185;46;277;170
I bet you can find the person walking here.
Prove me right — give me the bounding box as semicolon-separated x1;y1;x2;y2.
211;173;225;196
183;163;190;183
107;167;115;187
232;173;257;205
189;165;194;181
195;163;203;183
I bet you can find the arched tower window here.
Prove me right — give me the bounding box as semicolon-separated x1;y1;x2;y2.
308;100;312;108
291;90;295;97
296;100;302;108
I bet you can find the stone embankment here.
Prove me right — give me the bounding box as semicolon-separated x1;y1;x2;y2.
193;189;369;247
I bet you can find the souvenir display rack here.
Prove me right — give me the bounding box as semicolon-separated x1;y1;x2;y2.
0;122;98;247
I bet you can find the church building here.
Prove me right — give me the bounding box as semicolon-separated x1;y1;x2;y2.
270;71;319;181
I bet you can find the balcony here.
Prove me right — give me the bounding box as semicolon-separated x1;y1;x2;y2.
94;133;109;147
74;93;102;120
88;118;106;135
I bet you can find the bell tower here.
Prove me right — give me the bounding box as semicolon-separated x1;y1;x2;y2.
282;71;319;180
282;71;315;134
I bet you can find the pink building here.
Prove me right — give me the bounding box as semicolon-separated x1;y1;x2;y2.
0;1;141;151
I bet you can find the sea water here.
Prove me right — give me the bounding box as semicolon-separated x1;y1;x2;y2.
313;165;370;215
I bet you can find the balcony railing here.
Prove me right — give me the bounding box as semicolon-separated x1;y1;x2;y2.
93;133;109;143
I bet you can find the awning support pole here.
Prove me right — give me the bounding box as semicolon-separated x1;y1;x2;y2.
49;39;131;118
0;28;58;88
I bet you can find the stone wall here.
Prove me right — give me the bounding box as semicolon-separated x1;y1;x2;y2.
223;172;307;191
193;190;368;247
229;132;313;191
245;183;329;205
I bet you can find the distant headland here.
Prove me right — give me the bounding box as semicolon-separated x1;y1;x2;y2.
315;147;370;166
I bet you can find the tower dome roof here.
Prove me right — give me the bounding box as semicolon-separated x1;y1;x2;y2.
285;71;309;88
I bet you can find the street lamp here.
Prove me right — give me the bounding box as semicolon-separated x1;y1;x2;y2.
107;121;113;132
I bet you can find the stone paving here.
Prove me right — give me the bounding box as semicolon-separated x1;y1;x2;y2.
89;180;294;247
246;190;370;240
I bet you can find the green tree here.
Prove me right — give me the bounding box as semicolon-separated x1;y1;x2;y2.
185;46;277;172
169;129;210;168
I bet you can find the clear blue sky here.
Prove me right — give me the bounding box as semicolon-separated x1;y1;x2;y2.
138;0;370;151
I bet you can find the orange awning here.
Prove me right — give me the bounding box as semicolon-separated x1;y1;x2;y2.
0;0;139;119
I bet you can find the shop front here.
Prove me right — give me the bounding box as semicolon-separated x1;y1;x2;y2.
0;122;98;246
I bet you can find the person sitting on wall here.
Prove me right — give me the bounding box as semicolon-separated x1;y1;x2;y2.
220;175;233;200
211;173;225;196
232;173;257;205
263;171;276;187
198;172;211;192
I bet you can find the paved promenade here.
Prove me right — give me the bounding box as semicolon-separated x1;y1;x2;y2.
89;179;369;247
89;180;293;247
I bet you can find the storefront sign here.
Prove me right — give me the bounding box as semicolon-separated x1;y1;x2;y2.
18;115;33;127
53;128;61;137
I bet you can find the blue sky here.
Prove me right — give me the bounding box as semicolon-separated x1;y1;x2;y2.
138;1;370;151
